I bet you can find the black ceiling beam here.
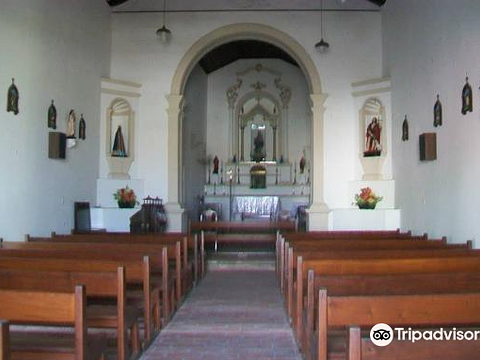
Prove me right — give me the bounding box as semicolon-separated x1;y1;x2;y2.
365;0;387;6
107;0;130;7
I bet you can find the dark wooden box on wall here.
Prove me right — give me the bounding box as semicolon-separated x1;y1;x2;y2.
419;132;437;161
48;132;66;159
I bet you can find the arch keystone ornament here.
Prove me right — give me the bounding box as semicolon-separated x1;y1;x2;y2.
167;23;329;231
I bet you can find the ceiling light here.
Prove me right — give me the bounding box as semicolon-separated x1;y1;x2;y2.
315;0;330;53
156;0;171;42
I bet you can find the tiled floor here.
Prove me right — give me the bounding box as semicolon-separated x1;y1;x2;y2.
141;269;302;360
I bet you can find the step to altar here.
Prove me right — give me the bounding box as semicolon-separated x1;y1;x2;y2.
207;252;276;271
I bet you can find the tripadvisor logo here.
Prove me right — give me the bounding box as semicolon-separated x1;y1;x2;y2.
370;323;393;347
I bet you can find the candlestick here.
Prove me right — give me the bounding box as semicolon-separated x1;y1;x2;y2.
207;159;211;185
220;161;224;184
293;161;297;185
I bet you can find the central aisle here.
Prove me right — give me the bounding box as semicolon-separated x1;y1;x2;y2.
141;269;302;360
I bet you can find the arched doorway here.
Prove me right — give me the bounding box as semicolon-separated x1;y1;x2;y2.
165;23;329;231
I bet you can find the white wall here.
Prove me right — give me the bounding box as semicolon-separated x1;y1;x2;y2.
383;0;480;244
0;0;111;240
182;65;208;219
110;10;383;210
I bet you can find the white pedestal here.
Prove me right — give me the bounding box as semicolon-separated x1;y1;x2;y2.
330;208;401;230
360;156;386;180
90;207;139;232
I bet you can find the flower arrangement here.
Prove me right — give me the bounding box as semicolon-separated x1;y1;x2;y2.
354;187;383;209
113;186;137;208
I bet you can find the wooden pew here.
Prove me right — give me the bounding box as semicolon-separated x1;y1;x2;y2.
0;267;140;360
48;232;202;289
297;256;480;358
0;285;106;360
279;238;470;294
305;271;480;360
286;245;475;326
0;255;159;343
276;232;432;284
321;291;480;360
0;240;182;308
0;321;9;360
281;229;414;241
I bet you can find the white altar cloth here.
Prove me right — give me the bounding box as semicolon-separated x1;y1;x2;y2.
233;196;280;217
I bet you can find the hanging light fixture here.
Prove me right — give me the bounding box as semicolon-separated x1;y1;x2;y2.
315;0;330;52
156;0;171;42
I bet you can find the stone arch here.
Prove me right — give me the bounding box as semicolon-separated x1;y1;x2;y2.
166;22;329;231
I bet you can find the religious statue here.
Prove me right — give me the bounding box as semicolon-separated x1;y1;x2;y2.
252;130;265;162
461;77;473;115
299;156;306;174
433;95;442;127
79;114;86;140
212;156;219;174
364;117;382;156
48;100;57;129
7;78;19;115
112;125;127;157
67;110;76;138
402;115;409;141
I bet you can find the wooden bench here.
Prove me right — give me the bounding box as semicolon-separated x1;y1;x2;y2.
304;271;480;360
286;245;475;325
47;232;203;290
276;232;431;282
0;285;106;360
0;255;160;344
0;267;140;360
298;256;480;358
320;291;480;360
0;321;8;360
279;238;470;294
0;240;181;311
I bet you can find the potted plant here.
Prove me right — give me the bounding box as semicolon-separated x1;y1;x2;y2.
354;187;383;210
113;186;138;208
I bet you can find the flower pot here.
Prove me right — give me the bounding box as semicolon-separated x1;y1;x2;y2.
118;201;135;209
357;201;377;210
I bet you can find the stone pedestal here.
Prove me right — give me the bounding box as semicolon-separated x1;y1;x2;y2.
360;155;386;180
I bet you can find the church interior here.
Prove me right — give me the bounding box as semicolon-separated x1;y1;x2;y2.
1;0;480;359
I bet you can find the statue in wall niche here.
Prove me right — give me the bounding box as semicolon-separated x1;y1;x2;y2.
433;95;442;127
79;114;86;140
112;125;127;157
67;110;76;138
212;156;219;174
364;117;382;157
402;115;409;141
461;76;473;115
6;78;19;115
252;130;265;162
48;100;57;129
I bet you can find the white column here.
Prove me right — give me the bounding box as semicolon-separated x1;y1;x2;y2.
165;94;186;232
281;107;289;160
306;93;330;230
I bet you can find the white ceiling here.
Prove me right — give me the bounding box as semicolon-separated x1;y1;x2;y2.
112;0;380;12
